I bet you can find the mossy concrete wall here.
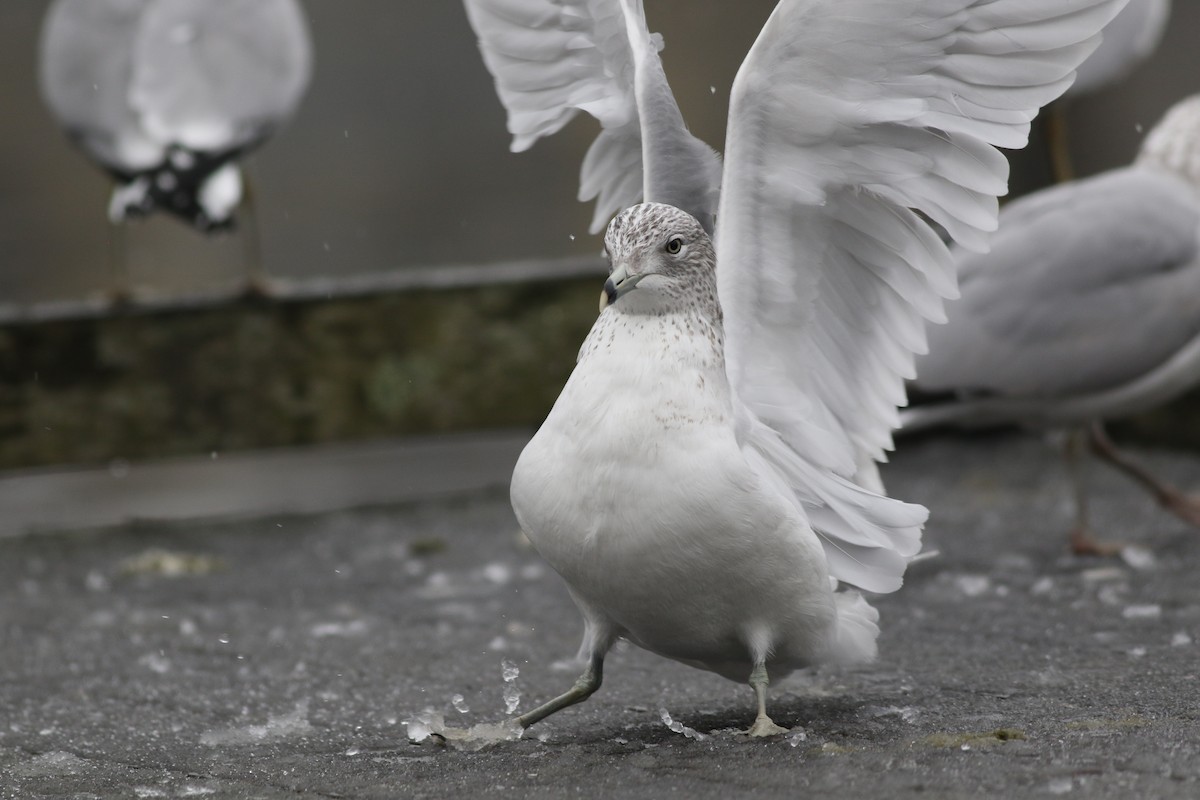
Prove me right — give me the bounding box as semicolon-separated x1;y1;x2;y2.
1;269;1196;471
0;276;599;470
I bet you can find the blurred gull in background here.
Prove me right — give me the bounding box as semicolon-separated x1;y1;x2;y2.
39;0;312;297
902;94;1200;555
1045;0;1171;181
464;0;1126;738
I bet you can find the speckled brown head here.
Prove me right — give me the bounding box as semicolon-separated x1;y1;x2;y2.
599;203;718;316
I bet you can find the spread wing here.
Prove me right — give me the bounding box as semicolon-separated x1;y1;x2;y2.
717;0;1128;592
463;0;721;233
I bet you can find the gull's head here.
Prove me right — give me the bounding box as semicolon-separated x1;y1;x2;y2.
1137;94;1200;189
599;203;716;314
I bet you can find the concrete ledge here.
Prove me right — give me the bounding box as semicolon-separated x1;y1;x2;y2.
0;430;528;539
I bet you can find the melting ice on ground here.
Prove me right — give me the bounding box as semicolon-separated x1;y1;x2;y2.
199;701;313;746
404;709;523;751
659;709;708;741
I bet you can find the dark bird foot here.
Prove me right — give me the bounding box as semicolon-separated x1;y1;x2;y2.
1068;526;1125;558
1158;489;1200;529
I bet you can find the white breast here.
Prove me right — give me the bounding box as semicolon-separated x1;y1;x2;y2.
511;308;838;676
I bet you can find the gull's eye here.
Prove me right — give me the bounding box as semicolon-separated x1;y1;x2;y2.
665;237;683;254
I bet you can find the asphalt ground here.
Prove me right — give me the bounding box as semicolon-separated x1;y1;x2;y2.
2;430;1200;798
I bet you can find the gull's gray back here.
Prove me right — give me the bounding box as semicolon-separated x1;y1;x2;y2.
915;167;1200;400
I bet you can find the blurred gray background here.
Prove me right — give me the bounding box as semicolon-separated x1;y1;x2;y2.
2;0;1198;305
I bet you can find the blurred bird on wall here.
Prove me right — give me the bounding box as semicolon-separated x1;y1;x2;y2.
38;0;313;296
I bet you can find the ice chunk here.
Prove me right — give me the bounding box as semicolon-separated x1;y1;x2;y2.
481;563;512;585
659;708;708;741
404;709;523;751
1046;777;1074;795
1122;604;1161;620
501;660;520;682
199;702;313;746
1030;577;1055;596
862;705;919;724
786;729;808;747
1120;547;1156;571
1081;567;1126;584
11;751;89;777
138;653;171;674
310;620;368;638
451;694;470;714
952;574;990;598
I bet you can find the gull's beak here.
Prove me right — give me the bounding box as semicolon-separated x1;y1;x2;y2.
599;262;642;312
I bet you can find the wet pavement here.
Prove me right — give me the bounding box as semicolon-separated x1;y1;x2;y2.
3;430;1200;799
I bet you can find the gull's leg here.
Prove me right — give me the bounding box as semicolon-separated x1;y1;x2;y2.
238;175;271;299
1044;103;1075;184
1088;422;1200;528
516;623;615;730
743;662;788;737
1064;427;1123;556
107;221;132;306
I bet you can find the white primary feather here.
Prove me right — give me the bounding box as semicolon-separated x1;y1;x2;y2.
463;0;721;233
715;0;1126;592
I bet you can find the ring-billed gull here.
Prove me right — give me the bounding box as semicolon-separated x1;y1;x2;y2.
903;94;1200;556
39;0;312;295
1044;0;1170;181
467;0;1126;736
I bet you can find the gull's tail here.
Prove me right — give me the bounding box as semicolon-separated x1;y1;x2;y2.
827;590;880;666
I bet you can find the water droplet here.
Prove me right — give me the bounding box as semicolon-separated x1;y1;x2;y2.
503;683;520;714
501;659;519;682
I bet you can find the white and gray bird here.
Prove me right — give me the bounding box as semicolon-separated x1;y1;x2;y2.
39;0;312;293
1045;0;1171;181
902;94;1200;556
466;0;1127;736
